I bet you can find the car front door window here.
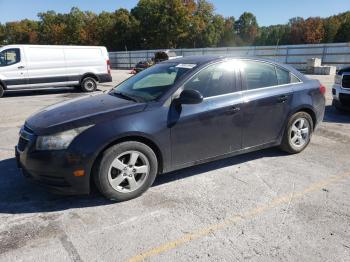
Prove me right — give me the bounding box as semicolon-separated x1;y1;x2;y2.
183;61;236;98
0;49;21;67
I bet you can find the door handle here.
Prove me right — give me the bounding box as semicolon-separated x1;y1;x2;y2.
18;66;25;69
226;106;241;115
277;95;288;103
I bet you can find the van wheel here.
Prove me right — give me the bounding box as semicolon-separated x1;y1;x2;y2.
81;77;97;92
280;112;313;154
94;141;158;201
0;85;4;98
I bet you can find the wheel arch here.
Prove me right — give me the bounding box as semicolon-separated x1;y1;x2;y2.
289;105;317;130
80;73;99;84
90;134;164;189
0;79;7;90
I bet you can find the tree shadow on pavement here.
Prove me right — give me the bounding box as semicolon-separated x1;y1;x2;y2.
0;148;286;215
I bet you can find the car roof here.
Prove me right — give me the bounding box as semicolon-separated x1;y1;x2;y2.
162;55;306;80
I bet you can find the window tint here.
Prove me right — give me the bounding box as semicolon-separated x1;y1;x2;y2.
291;74;301;83
242;61;278;90
276;67;290;85
0;48;21;67
184;62;235;98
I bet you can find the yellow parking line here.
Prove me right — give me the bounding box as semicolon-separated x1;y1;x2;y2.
126;172;350;262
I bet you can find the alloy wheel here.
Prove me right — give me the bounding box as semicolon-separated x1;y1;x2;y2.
108;151;150;193
290;117;310;148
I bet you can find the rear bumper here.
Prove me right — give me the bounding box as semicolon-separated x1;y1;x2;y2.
15;146;91;195
98;74;112;83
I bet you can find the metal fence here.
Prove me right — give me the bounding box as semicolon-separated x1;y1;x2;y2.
109;42;350;70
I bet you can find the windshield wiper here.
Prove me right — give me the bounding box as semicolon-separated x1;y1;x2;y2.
112;91;140;102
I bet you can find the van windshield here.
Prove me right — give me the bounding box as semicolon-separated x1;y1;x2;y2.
111;63;194;102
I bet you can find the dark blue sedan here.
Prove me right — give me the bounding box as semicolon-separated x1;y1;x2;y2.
16;56;325;201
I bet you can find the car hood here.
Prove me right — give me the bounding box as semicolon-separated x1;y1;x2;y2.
26;93;147;135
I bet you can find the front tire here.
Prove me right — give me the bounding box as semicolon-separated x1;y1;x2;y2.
280;112;313;154
81;77;97;92
94;141;158;201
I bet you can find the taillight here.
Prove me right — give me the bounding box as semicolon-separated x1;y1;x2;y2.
107;59;111;75
319;84;326;95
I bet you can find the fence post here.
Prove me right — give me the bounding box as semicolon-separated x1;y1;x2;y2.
286;47;289;64
129;52;131;69
322;45;327;64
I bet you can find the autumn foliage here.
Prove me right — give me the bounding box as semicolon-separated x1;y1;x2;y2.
0;1;349;51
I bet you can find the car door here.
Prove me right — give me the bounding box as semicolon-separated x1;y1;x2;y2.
170;61;243;167
0;47;28;87
239;60;294;148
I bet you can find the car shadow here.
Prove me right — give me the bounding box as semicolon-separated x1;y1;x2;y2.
3;87;104;98
0;148;286;215
323;105;350;124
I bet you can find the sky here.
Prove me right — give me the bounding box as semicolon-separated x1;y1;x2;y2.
0;0;348;26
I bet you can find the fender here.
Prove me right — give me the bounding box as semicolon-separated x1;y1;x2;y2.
89;131;167;175
0;79;7;89
79;72;99;83
275;104;317;144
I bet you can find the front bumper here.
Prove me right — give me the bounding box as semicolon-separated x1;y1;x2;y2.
332;84;350;110
98;73;113;83
15;145;91;195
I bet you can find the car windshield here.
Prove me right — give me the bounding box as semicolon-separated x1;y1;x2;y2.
111;63;194;102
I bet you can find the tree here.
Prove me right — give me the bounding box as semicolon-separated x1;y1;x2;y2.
335;20;350;42
5;19;39;44
131;0;191;49
38;11;67;44
0;23;6;45
323;16;341;43
186;0;225;48
235;12;258;44
289;17;304;44
255;24;291;46
303;17;324;44
109;9;140;51
219;16;236;46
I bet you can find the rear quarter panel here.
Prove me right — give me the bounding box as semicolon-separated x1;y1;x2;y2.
64;47;107;77
291;79;325;128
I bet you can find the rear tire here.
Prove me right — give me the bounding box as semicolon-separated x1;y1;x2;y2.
0;85;4;98
94;141;158;201
80;77;97;92
280;112;313;154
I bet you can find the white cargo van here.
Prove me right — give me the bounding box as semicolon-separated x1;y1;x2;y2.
0;45;112;97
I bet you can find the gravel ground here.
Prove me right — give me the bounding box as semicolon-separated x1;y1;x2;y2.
0;70;349;262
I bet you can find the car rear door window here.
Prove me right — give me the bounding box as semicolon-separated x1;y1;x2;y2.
184;61;236;98
290;74;301;83
276;67;291;85
242;61;278;90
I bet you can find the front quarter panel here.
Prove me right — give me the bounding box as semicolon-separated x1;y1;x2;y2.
68;103;171;175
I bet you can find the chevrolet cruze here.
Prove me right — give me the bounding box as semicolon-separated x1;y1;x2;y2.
16;56;325;201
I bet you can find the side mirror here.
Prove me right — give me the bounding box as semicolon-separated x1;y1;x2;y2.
178;89;203;105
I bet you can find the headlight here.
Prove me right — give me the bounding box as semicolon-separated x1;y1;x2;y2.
36;125;93;151
335;75;342;85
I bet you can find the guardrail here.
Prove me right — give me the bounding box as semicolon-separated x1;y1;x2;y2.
109;42;350;70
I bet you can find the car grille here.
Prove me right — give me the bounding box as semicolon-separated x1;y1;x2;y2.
17;137;29;152
17;125;35;152
339;93;350;106
342;75;350;89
